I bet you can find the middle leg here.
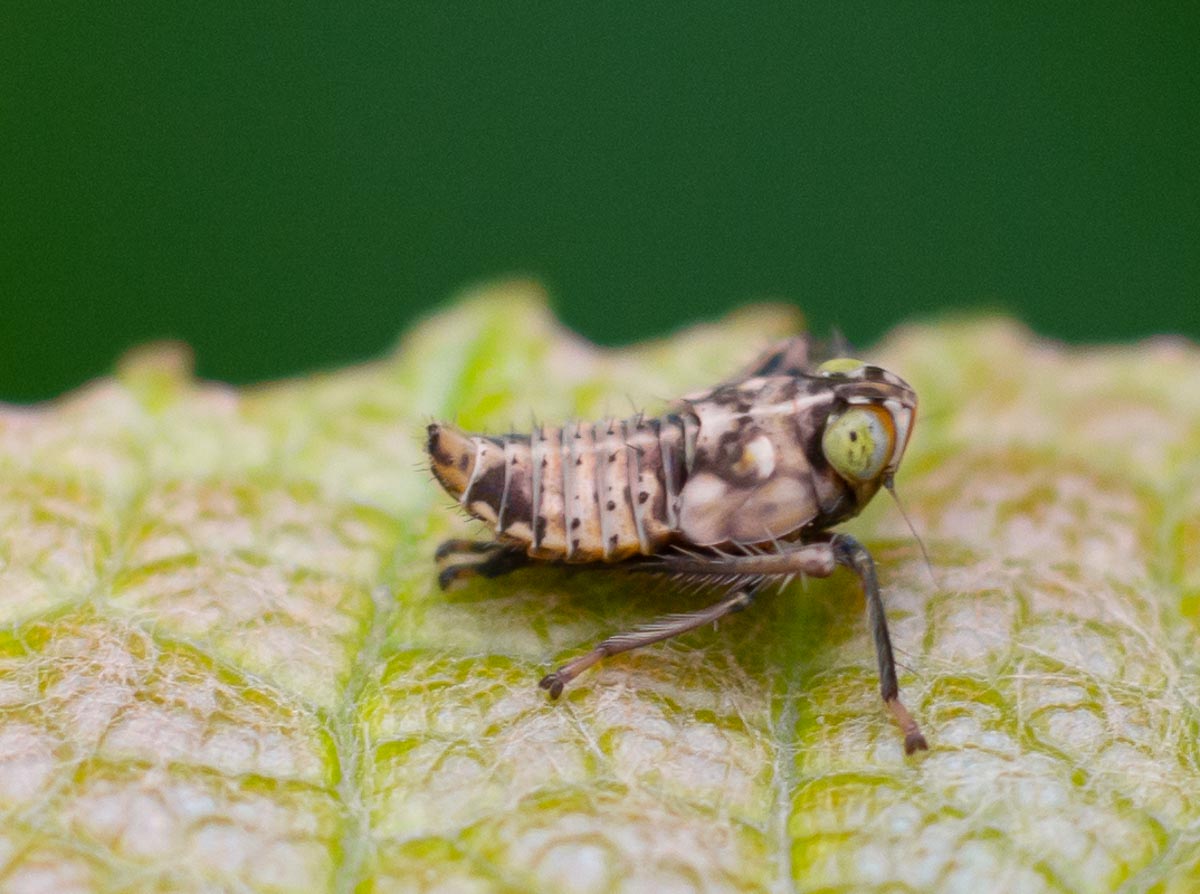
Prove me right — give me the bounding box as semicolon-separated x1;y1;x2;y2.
540;541;847;698
654;536;927;753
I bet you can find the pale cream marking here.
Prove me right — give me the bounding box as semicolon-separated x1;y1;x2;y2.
562;420;578;560
885;399;913;470
625;427;651;554
733;433;776;480
681;472;728;508
469;500;497;524
682;413;700;470
530;425;542;548
534;424;567;556
660;425;680;530
570;421;603;562
498;438;518;532
504;520;533;541
597;420;615;560
459;438;486;506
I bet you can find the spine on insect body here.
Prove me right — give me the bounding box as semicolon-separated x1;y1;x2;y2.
427;413;696;562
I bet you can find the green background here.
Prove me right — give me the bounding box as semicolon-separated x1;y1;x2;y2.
3;4;1198;402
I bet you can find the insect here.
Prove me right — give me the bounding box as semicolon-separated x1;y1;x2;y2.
427;336;928;754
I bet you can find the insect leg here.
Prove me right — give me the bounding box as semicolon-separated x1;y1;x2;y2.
831;534;928;755
538;587;758;698
434;539;530;590
653;537;927;754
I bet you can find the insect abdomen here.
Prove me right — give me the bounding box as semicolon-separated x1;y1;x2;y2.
427;414;692;562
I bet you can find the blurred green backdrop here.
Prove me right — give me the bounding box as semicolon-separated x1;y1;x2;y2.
3;4;1197;401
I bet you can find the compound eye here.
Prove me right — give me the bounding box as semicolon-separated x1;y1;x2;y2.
817;357;865;377
822;405;894;483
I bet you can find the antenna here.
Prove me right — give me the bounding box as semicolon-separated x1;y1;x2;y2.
884;475;937;587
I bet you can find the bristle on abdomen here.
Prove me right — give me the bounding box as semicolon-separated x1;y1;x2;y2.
427;414;693;563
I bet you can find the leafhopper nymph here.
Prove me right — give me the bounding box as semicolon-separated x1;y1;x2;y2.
427;336;927;754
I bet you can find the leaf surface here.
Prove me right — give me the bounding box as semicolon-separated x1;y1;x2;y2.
1;282;1198;893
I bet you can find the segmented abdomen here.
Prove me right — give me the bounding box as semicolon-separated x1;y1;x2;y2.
427;414;695;562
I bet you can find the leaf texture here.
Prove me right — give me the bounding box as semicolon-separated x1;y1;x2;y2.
0;281;1198;893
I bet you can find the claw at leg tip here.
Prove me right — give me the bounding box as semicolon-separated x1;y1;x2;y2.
905;732;929;755
538;674;564;699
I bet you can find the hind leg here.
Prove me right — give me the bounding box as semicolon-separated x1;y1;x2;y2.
434;539;530;590
539;586;759;697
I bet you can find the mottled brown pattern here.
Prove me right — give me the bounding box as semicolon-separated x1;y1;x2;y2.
627;417;673;552
676;376;841;544
427;415;693;563
530;426;565;557
428;335;924;753
427;336;917;558
498;436;533;542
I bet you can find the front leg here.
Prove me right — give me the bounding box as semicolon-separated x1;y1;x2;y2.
656;535;928;754
831;535;927;754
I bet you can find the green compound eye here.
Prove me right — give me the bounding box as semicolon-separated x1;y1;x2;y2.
822;405;895;483
817;357;866;376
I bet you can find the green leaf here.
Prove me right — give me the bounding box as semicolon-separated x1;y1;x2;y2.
1;281;1198;893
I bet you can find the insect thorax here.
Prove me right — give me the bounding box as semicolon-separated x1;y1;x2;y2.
673;375;857;546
